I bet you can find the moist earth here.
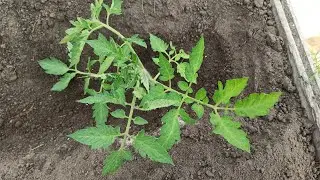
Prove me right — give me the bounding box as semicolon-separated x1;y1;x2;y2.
0;0;319;179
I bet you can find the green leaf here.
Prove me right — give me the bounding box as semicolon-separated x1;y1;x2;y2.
104;0;123;15
78;94;109;104
189;36;205;73
179;109;196;125
39;57;69;75
158;53;174;81
91;0;103;19
140;69;150;92
209;113;250;152
195;88;207;101
111;109;127;118
140;85;182;110
60;27;83;44
191;104;204;119
126;34;147;48
78;89;125;105
98;56;114;74
203;96;209;104
152;57;160;65
133;86;146;100
149;34;169;53
213;78;249;105
87;34;117;57
185;63;198;83
133;131;173;164
134;117;148;125
68;30;90;67
68;125;120;149
177;62;187;79
158;109;181;150
177;81;189;91
234;92;281;118
103;150;132;176
51;73;76;91
93;103;108;126
84;78;90;95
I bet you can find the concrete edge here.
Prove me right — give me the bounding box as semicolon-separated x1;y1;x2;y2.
271;0;320;128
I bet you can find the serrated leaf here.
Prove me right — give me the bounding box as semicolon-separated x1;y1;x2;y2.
177;62;187;79
78;89;125;105
140;85;182;110
93;103;108;126
191;104;204;119
189;36;205;73
39;57;69;75
179;109;196;125
69;30;90;67
210;113;250;152
126;34;147;48
105;0;123;15
149;34;169;53
51;73;76;91
78;94;109;104
140;69;150;92
98;56;114;74
103;150;132;175
133;87;146;100
87;34;117;57
68;126;120;149
133;131;173;164
213;78;249;105
111;109;127;118
91;0;103;19
158;109;181;150
134;117;148;125
158;53;174;81
60;27;83;44
234;92;281;118
185;63;198;83
195;88;207;101
177;81;189;91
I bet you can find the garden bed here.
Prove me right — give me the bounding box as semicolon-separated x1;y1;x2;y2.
0;0;319;179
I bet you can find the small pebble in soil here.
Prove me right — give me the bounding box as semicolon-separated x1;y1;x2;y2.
14;121;22;128
205;169;215;177
282;76;296;92
254;0;264;8
243;0;251;5
1;66;17;82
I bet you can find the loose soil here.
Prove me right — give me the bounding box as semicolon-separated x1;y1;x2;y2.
0;0;319;179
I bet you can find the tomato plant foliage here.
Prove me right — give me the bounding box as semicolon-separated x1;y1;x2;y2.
39;0;281;176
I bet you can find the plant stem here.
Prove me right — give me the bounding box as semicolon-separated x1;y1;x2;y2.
71;69;105;78
120;83;139;149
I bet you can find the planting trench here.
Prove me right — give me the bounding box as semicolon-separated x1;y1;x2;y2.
0;0;319;179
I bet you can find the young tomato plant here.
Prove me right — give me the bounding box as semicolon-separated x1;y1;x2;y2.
39;0;281;175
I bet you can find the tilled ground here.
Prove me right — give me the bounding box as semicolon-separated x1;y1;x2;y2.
0;0;319;179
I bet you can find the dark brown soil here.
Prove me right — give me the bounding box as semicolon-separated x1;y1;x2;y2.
0;0;319;179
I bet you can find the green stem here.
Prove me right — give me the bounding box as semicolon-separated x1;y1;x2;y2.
106;13;111;25
120;84;139;149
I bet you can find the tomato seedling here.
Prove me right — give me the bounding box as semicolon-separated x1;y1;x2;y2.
39;0;281;175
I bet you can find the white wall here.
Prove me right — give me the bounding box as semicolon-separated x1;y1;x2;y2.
290;0;320;39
